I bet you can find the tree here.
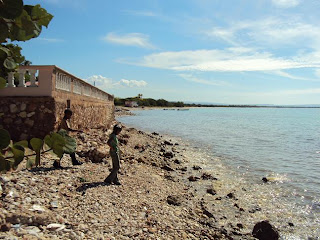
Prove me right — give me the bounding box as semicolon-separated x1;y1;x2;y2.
0;0;53;87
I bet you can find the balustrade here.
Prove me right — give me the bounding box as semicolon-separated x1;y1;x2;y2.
1;66;113;101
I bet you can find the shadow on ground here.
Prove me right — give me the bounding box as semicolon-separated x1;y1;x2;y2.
76;182;109;193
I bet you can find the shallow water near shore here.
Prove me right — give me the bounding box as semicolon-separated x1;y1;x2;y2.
118;107;320;239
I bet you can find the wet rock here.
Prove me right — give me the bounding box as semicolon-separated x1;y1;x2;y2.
192;165;202;170
152;132;159;136
288;222;294;227
201;172;217;180
252;220;279;240
206;188;217;195
167;195;182;206
20;103;27;111
262;177;268;182
188;176;200;182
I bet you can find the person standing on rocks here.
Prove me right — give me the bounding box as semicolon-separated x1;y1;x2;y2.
104;124;122;185
53;108;83;169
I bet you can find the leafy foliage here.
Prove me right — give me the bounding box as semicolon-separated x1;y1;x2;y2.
0;0;53;83
0;129;77;172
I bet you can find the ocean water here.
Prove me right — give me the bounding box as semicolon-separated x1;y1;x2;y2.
118;107;320;237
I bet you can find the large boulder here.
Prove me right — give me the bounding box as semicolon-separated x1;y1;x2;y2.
252;220;279;240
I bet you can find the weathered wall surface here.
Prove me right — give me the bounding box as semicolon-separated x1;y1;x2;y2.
0;97;56;141
53;91;114;131
0;93;114;141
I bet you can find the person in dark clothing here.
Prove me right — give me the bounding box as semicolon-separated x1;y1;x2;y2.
104;124;122;185
53;108;83;169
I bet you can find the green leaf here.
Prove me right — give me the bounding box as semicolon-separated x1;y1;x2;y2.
30;138;43;152
9;10;41;41
0;129;10;149
0;0;23;19
26;155;36;169
30;138;43;166
4;57;17;70
30;4;53;28
11;145;25;169
0;22;9;42
0;77;6;89
45;133;65;158
0;155;10;172
57;129;77;154
15;140;28;148
44;135;53;148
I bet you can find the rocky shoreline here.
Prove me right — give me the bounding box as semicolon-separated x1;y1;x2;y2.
0;123;283;239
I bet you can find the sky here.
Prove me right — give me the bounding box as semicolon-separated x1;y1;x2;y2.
19;0;320;105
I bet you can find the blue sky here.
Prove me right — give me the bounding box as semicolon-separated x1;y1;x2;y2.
20;0;320;105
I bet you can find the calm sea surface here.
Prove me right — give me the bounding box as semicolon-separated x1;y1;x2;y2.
119;107;320;209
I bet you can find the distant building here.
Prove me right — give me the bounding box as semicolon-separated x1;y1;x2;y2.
125;101;139;107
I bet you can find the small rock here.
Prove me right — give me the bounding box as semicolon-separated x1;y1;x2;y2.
3;118;13;124
167;195;182;206
227;192;234;199
192;165;202;170
19;111;27;118
288;222;294;227
174;159;181;164
0;223;11;232
164;151;174;159
47;223;66;231
9;104;18;113
27;112;35;118
163;140;173;146
201;172;217;180
20;103;27;111
252;220;279;240
188;176;200;182
262;177;268;182
50;201;59;209
161;165;174;171
206;188;217;195
24;119;34;127
30;204;46;213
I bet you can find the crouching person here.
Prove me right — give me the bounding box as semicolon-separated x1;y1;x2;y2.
104;124;122;185
53;108;83;169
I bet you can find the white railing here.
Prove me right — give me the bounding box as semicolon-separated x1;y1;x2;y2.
6;69;38;88
0;65;114;101
73;79;82;95
55;71;71;92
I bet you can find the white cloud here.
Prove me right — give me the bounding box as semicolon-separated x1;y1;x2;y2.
86;75;147;89
118;79;148;87
37;37;64;42
103;33;155;49
272;0;300;8
178;74;231;86
120;47;320;72
270;70;319;81
205;17;320;50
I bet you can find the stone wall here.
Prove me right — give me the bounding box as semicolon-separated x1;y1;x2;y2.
0;97;56;141
0;93;114;141
53;91;114;131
